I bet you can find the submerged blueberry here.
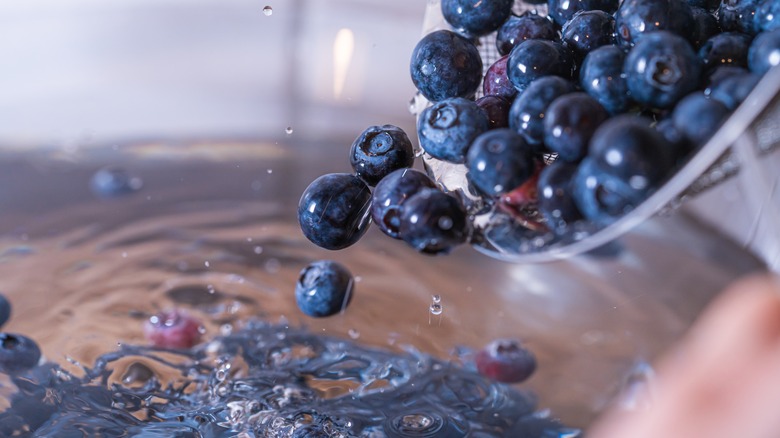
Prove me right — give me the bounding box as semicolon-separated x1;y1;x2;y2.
144;310;203;349
410;30;483;102
441;0;513;37
615;0;695;48
295;260;354;318
579;45;632;114
398;189;469;255
748;28;780;75
672;93;731;145
475;339;536;384
0;333;41;374
371;168;437;239
466;129;536;197
298;173;372;250
418;97;490;163
624;31;703;109
0;294;10;329
90;166;143;198
496;12;559;56
507;40;573;92
349;125;414;186
509;76;576;150
543;92;609;162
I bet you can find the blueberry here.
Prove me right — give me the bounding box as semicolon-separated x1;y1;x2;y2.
561;10;616;61
144;310;203;349
755;0;780;32
466;129;536;197
691;7;722;49
483;55;518;100
547;0;619;27
589;115;677;188
537;161;584;232
496;12;560;56
298;173;372;250
615;0;695;48
507;39;574;92
572;158;651;225
705;65;750;88
655;118;695;160
349;125;414;186
543;92;609;162
295;260;354;318
90;166;143;198
475;339;536;384
698;32;753;71
749;29;780;75
579;46;632;114
476;95;511;129
687;0;721;11
509;76;576;150
398;189;469;255
708;71;761;109
410;30;483;102
719;0;761;35
371;168;437;239
0;294;10;329
672;93;731;146
441;0;513;37
0;333;41;374
624;31;703;109
417;97;490;163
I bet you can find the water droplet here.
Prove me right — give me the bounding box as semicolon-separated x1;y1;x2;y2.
430;303;443;315
204;261;210;268
432;294;441;303
262;5;273;16
267;169;273;174
348;328;360;339
285;126;293;134
354;276;363;283
253;245;264;254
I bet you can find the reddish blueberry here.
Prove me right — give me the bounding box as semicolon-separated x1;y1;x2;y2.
144;310;203;349
482;55;518;100
475;339;537;384
476;95;512;129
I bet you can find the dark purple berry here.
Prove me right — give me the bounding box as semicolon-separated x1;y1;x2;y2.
483;55;518;100
295;260;354;318
561;10;617;61
144;310;203;349
398;189;469;255
476;95;511;129
349;125;414;186
496;12;559;56
371;169;437;239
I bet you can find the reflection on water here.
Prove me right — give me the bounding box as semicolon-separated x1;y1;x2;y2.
0;142;764;430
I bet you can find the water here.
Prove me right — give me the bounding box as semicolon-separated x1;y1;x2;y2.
0;143;764;434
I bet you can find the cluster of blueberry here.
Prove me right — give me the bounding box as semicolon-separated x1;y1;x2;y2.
410;0;780;238
0;293;42;375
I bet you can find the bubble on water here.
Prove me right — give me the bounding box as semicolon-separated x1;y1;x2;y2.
285;126;293;134
348;328;360;339
431;294;441;303
429;303;443;315
262;6;273;16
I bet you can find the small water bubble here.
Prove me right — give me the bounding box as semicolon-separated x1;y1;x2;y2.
285;126;293;134
432;294;441;303
267;169;273;174
354;276;363;283
253;245;264;254
348;328;360;339
204;261;210;268
262;5;273;16
430;303;443;315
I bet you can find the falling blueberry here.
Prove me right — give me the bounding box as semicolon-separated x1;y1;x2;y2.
349;125;414;186
295;260;354;318
0;333;41;374
143;310;203;349
475;339;537;384
398;189;470;255
371;168;437;239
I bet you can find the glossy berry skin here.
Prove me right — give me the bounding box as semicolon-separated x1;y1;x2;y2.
509;76;576;150
543;92;609;162
691;7;722;49
589;115;677;188
705;65;750;88
496;12;559;56
298;173;372;250
144;310;202;349
398;189;469;255
90;166;142;198
0;333;41;374
698;32;752;71
417;97;490;163
0;294;10;329
547;0;619;27
708;71;761;109
625;31;703;109
410;30;482;102
572;158;651;225
370;168;437;239
295;260;353;318
579;46;632;114
507;40;573;92
537;161;584;232
475;339;536;384
483;55;518;99
562;11;616;61
672;93;731;146
441;0;513;37
749;29;780;75
476;95;511;129
719;0;761;35
755;0;780;32
615;0;695;48
349;125;414;186
466;129;536;197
